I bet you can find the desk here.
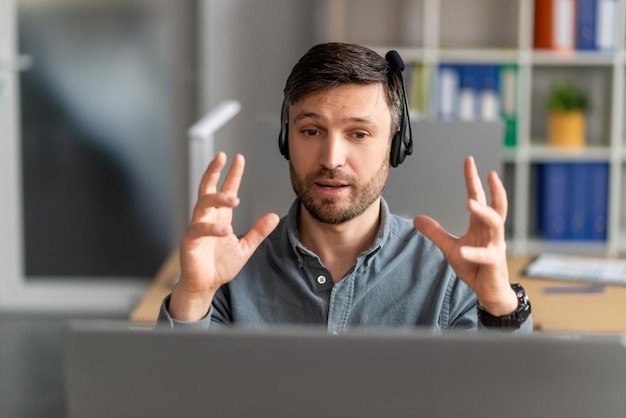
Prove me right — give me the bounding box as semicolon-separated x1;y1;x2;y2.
130;252;626;332
129;250;179;325
510;257;626;333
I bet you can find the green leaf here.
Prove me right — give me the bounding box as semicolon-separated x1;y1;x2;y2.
546;80;589;112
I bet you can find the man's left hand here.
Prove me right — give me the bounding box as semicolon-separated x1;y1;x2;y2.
413;156;518;316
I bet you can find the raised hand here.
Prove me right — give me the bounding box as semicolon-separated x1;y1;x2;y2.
169;152;280;321
413;156;517;316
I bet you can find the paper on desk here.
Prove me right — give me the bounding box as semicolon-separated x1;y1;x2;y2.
524;253;626;285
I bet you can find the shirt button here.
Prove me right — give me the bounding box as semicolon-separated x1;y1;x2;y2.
316;275;327;285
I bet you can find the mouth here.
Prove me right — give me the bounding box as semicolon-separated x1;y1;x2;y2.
315;180;348;189
313;180;350;197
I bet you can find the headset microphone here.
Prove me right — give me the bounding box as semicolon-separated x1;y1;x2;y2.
385;50;405;72
385;50;413;167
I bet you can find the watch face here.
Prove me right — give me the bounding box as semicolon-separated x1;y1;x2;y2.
512;284;531;313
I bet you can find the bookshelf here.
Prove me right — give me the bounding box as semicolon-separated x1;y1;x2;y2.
326;0;626;257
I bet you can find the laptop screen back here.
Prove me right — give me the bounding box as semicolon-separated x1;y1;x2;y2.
64;321;626;418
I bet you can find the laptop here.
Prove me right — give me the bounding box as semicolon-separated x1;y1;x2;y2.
244;119;503;238
63;320;626;418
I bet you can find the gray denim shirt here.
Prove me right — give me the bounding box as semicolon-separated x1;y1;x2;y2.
158;198;532;334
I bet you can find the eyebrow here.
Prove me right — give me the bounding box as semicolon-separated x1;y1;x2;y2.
292;111;378;128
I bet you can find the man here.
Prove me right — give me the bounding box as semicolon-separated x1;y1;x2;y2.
158;42;532;333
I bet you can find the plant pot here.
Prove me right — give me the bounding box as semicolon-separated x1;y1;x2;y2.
547;110;586;147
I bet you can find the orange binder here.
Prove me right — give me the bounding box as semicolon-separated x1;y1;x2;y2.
534;0;576;51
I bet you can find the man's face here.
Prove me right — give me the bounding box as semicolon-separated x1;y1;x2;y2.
288;83;393;224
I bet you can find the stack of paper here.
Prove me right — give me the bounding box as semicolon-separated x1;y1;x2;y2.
524;253;626;285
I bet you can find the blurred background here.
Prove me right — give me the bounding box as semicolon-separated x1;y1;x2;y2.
2;0;623;415
0;1;325;415
0;0;325;313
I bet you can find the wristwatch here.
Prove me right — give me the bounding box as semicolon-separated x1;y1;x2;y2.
477;283;531;329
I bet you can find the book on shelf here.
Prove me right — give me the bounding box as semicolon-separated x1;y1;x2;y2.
596;0;618;50
436;63;517;146
407;64;429;118
458;65;478;121
437;64;458;119
538;162;570;240
577;0;618;51
536;0;577;50
588;162;609;240
479;65;500;122
535;0;619;52
534;0;576;51
570;163;588;239
537;162;609;241
499;64;518;147
577;0;598;50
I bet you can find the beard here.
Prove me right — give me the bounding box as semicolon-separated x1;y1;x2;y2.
289;158;390;225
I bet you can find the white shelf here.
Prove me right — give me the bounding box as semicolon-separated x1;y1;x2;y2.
369;46;427;63
531;50;619;66
437;48;520;63
527;145;613;162
523;239;609;256
328;0;626;257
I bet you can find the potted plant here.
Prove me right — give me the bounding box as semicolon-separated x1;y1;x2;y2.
546;80;589;147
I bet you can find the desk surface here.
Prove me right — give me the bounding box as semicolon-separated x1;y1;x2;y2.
130;252;626;333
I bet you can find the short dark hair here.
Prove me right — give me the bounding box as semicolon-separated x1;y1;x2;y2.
282;42;403;135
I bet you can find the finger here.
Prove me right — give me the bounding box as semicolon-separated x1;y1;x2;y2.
413;215;456;255
220;154;245;196
459;245;503;265
198;152;228;199
464;156;487;205
191;192;240;222
183;221;234;243
239;213;280;255
487;171;508;221
467;199;504;237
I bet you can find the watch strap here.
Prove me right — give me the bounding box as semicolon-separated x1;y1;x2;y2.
477;283;531;329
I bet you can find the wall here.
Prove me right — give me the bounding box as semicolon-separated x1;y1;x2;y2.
197;0;327;234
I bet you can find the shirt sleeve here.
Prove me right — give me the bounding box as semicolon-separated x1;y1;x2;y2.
445;274;534;335
444;274;479;331
155;294;213;330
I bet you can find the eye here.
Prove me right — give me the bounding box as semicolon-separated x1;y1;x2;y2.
352;131;369;140
301;128;319;137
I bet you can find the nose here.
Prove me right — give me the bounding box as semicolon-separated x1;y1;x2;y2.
319;132;346;169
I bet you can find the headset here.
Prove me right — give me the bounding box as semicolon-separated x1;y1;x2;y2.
385;50;413;167
278;49;413;167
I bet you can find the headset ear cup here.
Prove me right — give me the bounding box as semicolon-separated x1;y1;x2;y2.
390;131;404;168
278;125;289;160
385;49;413;168
278;100;290;160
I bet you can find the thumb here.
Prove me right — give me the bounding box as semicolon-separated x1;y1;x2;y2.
239;213;280;256
413;215;454;254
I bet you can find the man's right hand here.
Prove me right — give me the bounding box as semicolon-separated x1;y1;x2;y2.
169;152;280;322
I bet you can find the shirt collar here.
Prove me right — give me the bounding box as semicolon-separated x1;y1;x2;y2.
286;197;391;264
